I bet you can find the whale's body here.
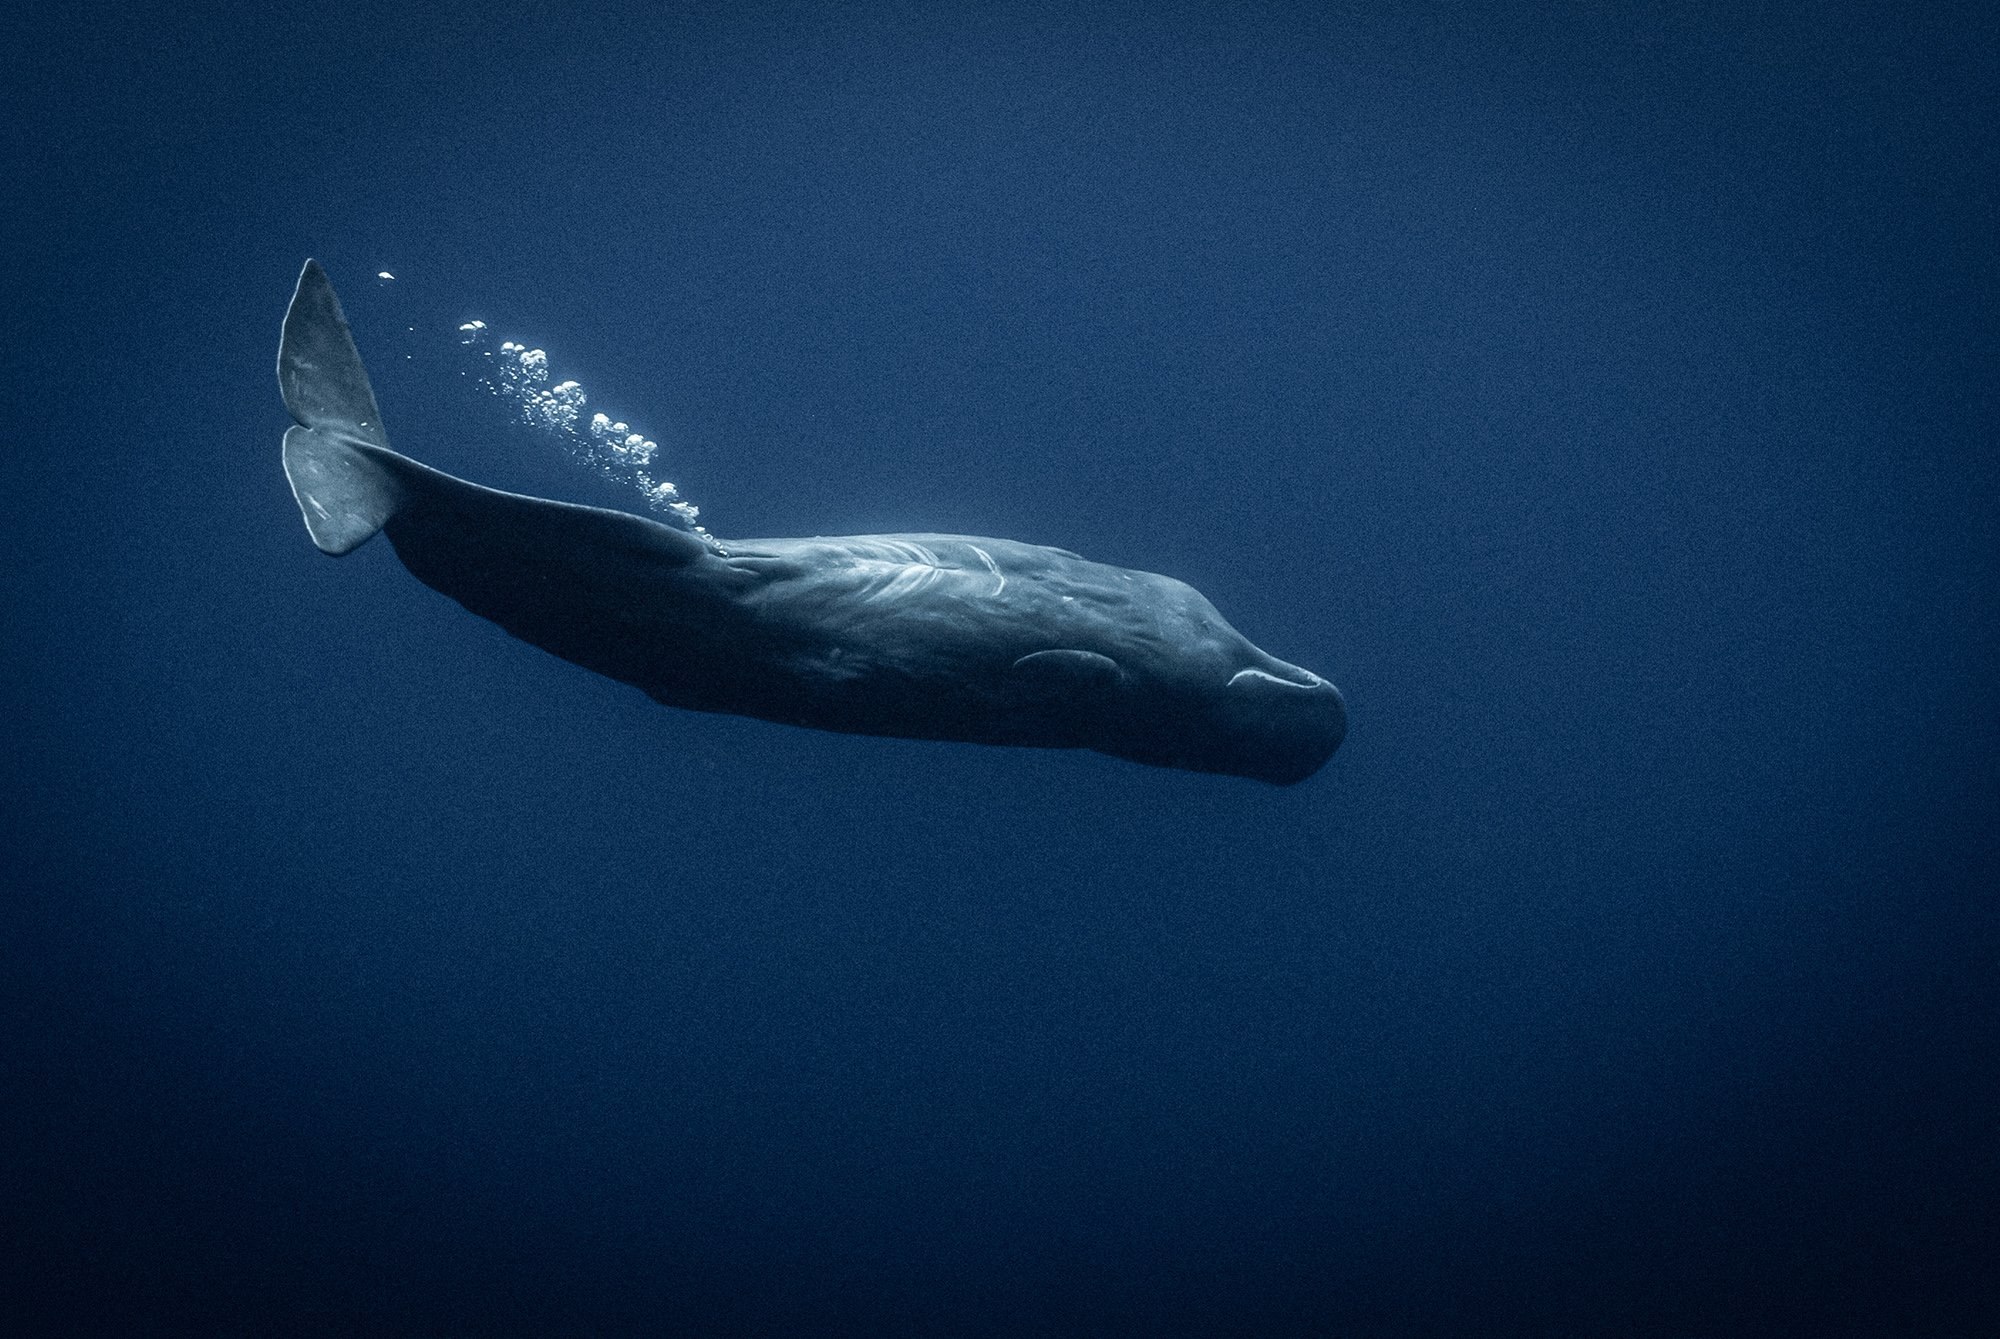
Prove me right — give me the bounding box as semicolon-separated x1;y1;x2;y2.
279;261;1346;783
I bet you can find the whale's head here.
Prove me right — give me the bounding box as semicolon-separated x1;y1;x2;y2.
1069;574;1347;785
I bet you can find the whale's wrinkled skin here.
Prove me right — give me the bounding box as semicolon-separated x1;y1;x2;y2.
278;260;1346;783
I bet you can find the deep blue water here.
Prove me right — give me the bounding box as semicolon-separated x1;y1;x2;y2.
4;3;1995;1334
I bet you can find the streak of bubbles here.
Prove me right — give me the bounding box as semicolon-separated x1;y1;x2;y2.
456;320;720;551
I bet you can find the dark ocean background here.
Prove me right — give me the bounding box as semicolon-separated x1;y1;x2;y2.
4;2;1995;1334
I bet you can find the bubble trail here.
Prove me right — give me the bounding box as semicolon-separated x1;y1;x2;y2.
456;320;719;550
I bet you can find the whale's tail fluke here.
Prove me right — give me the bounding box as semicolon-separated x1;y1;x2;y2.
278;259;407;555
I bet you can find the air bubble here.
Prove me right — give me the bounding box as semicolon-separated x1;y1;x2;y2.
455;319;717;548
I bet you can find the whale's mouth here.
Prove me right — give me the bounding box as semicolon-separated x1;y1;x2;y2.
1227;665;1327;691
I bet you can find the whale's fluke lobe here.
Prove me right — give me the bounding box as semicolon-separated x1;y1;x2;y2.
280;260;385;446
281;425;407;555
279;259;405;555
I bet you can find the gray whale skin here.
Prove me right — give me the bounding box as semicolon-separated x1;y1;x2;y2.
279;261;1346;784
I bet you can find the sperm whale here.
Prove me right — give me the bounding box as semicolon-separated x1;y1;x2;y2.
278;260;1346;783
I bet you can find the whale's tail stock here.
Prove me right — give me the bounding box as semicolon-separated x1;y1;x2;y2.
277;259;408;556
276;259;714;574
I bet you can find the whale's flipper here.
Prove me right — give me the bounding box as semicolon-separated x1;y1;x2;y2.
278;259;405;555
1012;649;1129;691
